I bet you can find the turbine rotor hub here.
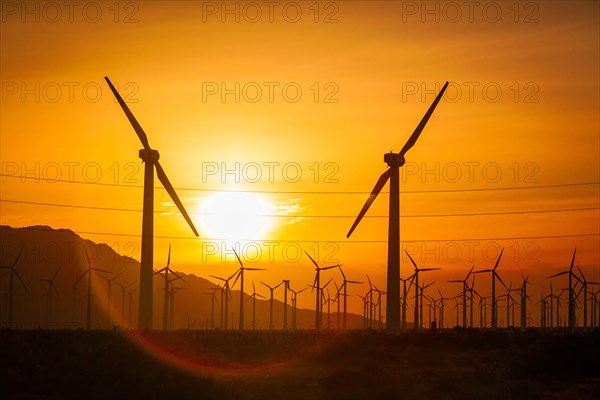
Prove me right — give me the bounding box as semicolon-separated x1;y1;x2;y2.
139;149;160;162
384;152;405;167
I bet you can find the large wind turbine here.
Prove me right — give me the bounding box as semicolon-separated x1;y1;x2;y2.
405;251;440;331
473;249;505;330
0;246;24;328
232;248;265;332
105;77;199;330
304;251;339;332
346;82;449;333
447;266;474;328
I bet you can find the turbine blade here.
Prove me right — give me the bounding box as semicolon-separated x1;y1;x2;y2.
570;248;576;271
104;77;151;150
338;265;346;281
399;81;449;156
232;247;243;268
346;168;391;238
420;268;441;272
304;251;320;269
493;249;504;270
155;161;199;236
245;268;266;271
466;265;475;280
10;246;24;267
547;271;569;279
496;273;507;290
51;266;61;280
231;270;241;288
167;243;171;267
405;251;418;270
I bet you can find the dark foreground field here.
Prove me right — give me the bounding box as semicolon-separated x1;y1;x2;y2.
1;329;599;400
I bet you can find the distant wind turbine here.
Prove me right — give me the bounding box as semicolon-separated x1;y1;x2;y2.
547;249;578;333
473;249;506;330
77;246;112;330
447;266;474;328
232;248;265;332
39;266;60;328
346;81;449;333
337;265;363;330
0;246;24;328
105;77;199;330
304;251;339;332
261;280;283;330
405;251;440;331
98;270;125;328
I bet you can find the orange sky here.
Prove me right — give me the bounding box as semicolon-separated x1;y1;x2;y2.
1;1;598;313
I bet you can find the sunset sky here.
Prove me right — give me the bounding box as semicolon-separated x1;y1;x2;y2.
1;1;598;313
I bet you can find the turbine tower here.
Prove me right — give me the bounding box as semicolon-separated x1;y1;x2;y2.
105;77;199;330
346;82;449;333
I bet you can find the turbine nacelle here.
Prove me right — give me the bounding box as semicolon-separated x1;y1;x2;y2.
384;152;405;167
139;148;160;162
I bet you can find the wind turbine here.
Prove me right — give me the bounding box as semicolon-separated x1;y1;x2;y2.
202;287;220;329
126;285;138;325
154;245;185;330
98;270;125;328
115;280;135;325
576;266;599;331
473;249;506;330
246;281;265;330
447;266;474;328
547;249;578;333
169;284;186;329
519;273;532;332
304;251;339;332
418;281;434;330
405;251;440;331
504;282;519;329
210;272;236;330
289;287;306;328
39;266;60;328
261;280;283;330
346;82;449;333
232;248;265;332
77;246;112;330
337;265;363;329
105;77;199;330
0;246;24;328
282;280;290;330
400;274;415;332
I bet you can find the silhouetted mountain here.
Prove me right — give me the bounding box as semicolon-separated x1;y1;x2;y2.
0;225;366;330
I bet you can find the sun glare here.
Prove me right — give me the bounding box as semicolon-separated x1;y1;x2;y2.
199;191;274;241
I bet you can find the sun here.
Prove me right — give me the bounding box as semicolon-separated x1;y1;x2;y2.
199;191;274;241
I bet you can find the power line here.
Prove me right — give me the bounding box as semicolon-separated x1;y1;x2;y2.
12;225;600;243
2;198;599;219
1;173;598;195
